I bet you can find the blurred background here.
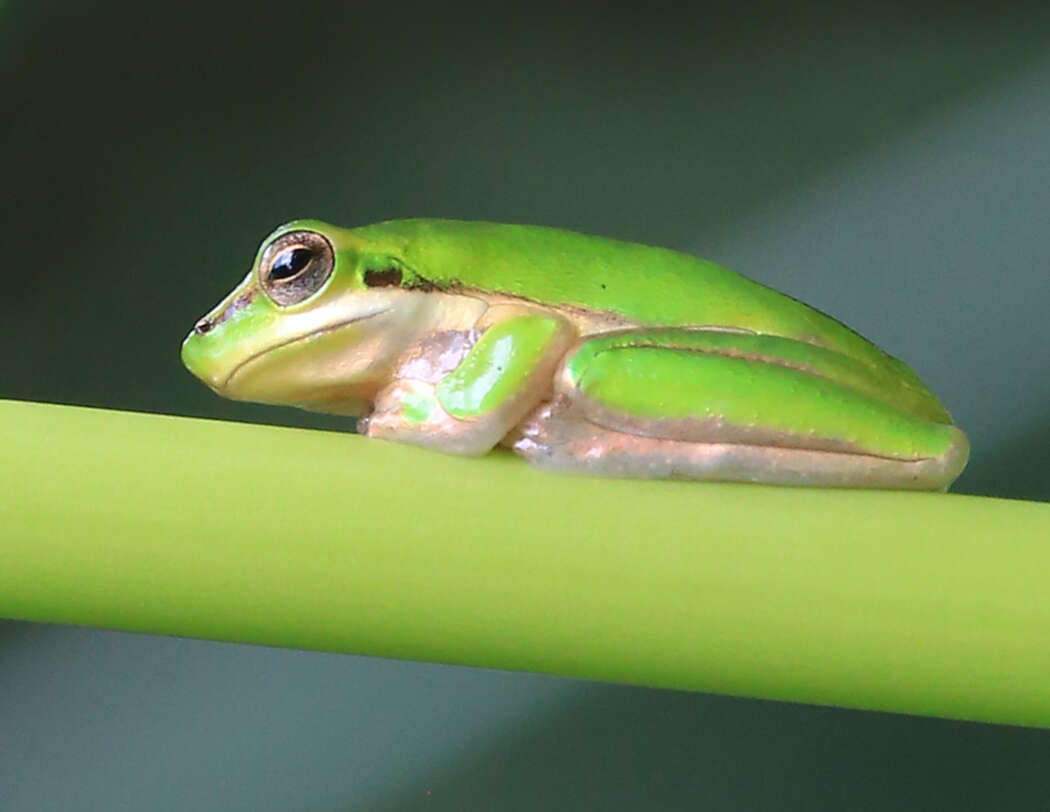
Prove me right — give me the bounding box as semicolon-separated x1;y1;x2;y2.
3;2;1050;809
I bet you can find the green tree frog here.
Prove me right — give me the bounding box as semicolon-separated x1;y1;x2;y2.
182;219;968;490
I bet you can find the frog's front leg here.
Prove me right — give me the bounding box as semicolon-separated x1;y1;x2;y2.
511;329;969;490
363;306;575;456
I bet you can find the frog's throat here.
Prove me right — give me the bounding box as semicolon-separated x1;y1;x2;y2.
221;307;391;391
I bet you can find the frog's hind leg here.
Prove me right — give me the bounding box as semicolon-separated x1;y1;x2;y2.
509;329;969;490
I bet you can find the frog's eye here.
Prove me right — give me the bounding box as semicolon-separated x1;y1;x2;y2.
258;230;335;306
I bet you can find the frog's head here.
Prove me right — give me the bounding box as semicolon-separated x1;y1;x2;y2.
181;219;423;415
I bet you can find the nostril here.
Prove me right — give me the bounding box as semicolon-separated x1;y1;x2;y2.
194;319;214;336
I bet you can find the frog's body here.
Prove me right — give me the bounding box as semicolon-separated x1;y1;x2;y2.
182;219;968;489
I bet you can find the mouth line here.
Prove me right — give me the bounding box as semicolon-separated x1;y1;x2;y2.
220;308;391;390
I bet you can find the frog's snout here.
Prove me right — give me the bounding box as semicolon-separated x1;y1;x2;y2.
181;330;226;393
182;288;259;391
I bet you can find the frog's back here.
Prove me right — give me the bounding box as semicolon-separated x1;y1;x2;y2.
352;218;946;419
355;218;782;327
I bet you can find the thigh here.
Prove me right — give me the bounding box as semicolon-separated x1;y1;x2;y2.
512;329;968;489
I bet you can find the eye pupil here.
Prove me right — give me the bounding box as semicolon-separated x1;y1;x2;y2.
271;247;313;281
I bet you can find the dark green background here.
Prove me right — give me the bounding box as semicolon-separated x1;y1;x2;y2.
4;3;1050;809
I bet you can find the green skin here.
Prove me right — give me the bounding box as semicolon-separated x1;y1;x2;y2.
182;219;969;489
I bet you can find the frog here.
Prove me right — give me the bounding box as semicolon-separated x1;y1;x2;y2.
181;219;969;490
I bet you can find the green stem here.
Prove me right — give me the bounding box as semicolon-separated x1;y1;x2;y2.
2;399;1049;727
